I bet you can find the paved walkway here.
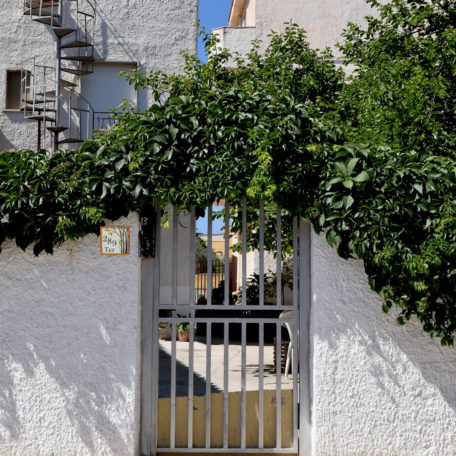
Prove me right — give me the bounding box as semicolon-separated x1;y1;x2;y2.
159;338;293;398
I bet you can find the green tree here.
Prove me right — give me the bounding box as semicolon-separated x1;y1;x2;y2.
333;0;456;344
1;17;456;344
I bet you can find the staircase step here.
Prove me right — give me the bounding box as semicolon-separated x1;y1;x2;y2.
60;79;77;88
60;41;92;49
25;115;56;122
33;16;61;26
21;106;56;113
57;138;83;144
25;98;56;104
24;9;59;16
47;126;67;133
35;90;56;97
52;27;75;38
70;107;90;113
61;68;92;76
61;56;95;62
25;1;59;7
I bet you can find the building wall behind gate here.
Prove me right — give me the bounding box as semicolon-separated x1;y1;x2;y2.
311;231;456;456
0;0;198;150
0;214;141;456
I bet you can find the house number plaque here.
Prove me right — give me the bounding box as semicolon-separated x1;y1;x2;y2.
100;226;130;255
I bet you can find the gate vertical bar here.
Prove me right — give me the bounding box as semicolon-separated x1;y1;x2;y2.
299;218;311;456
240;321;247;449
189;207;196;307
275;322;282;450
223;322;229;448
259;201;265;307
276;206;282;307
150;205;161;455
188;321;194;448
241;198;247;306
170;322;177;449
188;207;196;447
224;201;230;306
207;205;213;305
258;322;264;449
292;216;299;449
172;208;178;308
205;322;212;448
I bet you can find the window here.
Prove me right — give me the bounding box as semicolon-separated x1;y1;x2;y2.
5;70;22;110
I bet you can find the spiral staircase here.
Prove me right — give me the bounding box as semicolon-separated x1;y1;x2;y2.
21;0;96;150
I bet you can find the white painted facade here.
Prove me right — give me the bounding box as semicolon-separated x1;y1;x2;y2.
0;214;142;455
311;231;456;456
227;0;376;54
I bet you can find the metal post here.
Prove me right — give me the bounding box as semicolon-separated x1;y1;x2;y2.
241;198;247;306
150;205;162;455
224;201;230;306
298;218;311;456
54;0;63;151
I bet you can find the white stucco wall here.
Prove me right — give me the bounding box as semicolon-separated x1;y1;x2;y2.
0;214;142;455
212;26;257;67
255;0;375;54
311;231;456;456
0;0;198;150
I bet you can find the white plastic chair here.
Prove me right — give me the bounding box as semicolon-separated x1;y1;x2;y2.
279;310;294;378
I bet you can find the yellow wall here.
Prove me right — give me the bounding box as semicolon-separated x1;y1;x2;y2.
157;389;295;454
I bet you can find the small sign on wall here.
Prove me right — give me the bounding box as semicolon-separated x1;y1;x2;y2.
100;227;130;255
139;207;157;258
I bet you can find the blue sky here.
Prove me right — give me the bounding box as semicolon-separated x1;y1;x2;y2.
196;0;231;233
198;0;232;61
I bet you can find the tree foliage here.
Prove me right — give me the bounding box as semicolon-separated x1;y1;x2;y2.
0;3;455;343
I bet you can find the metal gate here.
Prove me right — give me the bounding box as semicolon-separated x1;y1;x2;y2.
147;199;311;455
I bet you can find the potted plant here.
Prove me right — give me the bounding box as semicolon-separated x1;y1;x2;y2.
176;322;190;342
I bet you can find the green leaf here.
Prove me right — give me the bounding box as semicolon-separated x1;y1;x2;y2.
169;126;178;141
115;159;126;172
413;183;423;194
343;195;355;209
334;161;348;177
353;171;369;183
347;158;359;176
133;184;142;199
342;179;354;189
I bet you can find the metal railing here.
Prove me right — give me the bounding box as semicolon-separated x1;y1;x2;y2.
20;56;94;147
195;259;226;302
92;111;118;131
23;0;60;20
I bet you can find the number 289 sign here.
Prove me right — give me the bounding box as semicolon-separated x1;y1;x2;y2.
100;227;130;255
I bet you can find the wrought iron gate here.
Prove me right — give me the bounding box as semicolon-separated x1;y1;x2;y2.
148;199;311;455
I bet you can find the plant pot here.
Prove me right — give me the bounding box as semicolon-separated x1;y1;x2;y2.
177;329;189;342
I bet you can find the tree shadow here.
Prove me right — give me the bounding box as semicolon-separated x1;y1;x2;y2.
0;228;139;454
158;348;221;398
311;231;456;419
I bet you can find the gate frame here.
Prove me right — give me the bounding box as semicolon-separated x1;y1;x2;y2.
139;204;312;456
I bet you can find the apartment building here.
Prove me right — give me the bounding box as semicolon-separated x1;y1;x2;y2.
213;0;375;61
0;0;197;151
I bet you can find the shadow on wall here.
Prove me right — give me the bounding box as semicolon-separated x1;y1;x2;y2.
0;234;139;454
312;232;456;415
0;130;15;151
95;3;139;62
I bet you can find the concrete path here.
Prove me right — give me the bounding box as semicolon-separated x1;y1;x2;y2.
159;338;293;398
